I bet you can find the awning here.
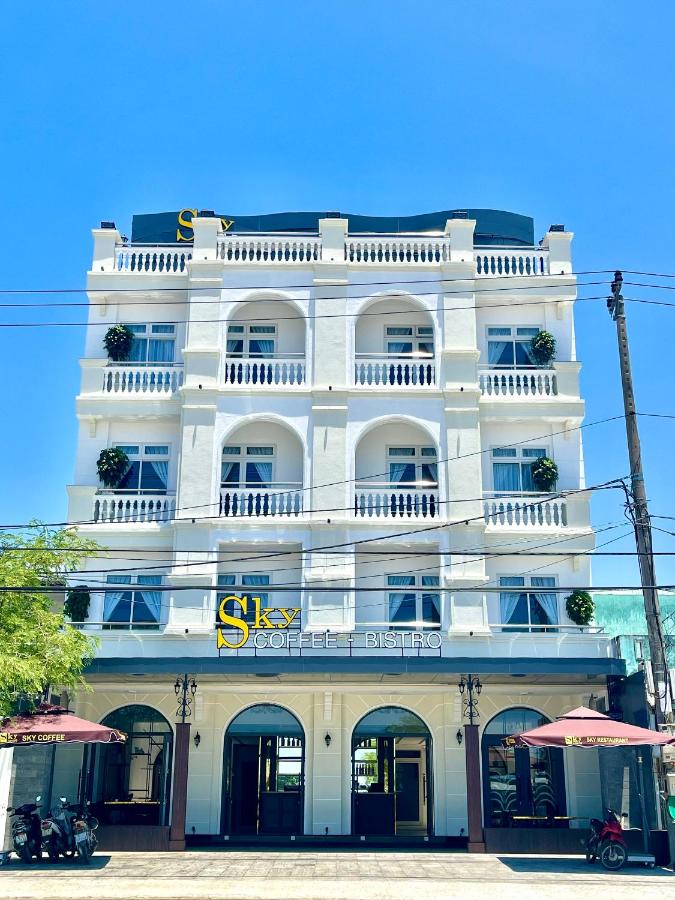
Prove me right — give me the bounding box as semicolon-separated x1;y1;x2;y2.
0;704;125;748
505;706;675;748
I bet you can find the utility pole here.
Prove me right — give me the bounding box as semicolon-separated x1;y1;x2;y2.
608;272;670;726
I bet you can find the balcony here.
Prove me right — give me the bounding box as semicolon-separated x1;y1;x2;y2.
475;248;549;277
219;484;304;517
354;355;435;388
217;234;321;264
113;245;191;273
346;236;451;265
354;484;440;519
102;364;184;395
223;357;306;387
483;493;567;529
93;491;175;523
478;367;557;398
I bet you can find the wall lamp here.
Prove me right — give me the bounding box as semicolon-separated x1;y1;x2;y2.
456;729;463;746
324;733;332;748
193;731;201;749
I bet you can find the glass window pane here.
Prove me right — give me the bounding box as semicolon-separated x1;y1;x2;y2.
132;593;159;623
228;325;245;334
128;337;147;362
144;445;169;456
246;446;274;456
387;576;415;586
521;463;535;493
217;574;237;587
151;324;175;334
493;463;521;492
249;325;276;334
389;593;416;624
488;341;514;366
242;574;271;586
390;462;416;483
505;592;529;625
515;341;536;366
417;327;434;336
422;593;441;624
522;448;547;458
226;339;244;355
531;577;556;588
137;575;162;586
140;460;168;491
516;328;540;336
492;448;517;458
389;448;416;456
147;339;175;363
421;575;440;586
221;461;240;484
387;327;413;336
417;341;434;355
420;447;437;457
387;341;413;354
488;327;512;336
116;445;140;456
222;446;241;456
249;339;275;357
126;324;147;335
107;575;133;585
118;460;141;490
245;461;272;485
421;462;438;484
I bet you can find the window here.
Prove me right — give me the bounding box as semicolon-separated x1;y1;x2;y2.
125;324;176;364
103;574;162;629
387;447;437;486
115;445;169;493
387;574;440;628
226;324;277;358
217;573;300;628
499;576;558;631
487;326;540;368
491;446;547;493
221;446;274;488
385;325;434;357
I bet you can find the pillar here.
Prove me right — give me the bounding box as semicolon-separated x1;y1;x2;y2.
464;723;485;852
169;722;191;850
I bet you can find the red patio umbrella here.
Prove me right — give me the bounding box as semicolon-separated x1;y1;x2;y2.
505;706;675;749
0;704;125;748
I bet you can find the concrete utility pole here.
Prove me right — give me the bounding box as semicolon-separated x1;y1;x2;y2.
608;272;670;726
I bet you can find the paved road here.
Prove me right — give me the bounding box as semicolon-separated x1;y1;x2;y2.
0;850;672;899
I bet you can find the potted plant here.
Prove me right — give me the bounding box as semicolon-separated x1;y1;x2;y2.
64;585;91;623
531;456;558;492
530;330;556;366
96;447;129;488
565;589;594;626
103;324;134;362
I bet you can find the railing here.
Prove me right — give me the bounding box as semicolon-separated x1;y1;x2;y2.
354;355;436;387
491;623;605;634
219;484;304;517
483;494;567;528
223;357;306;386
475;247;549;277
114;245;191;273
478;367;557;398
93;492;175;523
102;364;184;394
354;483;440;518
217;234;321;263
346;236;451;264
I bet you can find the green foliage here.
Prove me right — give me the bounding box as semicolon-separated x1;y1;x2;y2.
0;527;100;717
96;447;129;488
103;324;134;362
531;456;558;492
64;585;90;622
530;330;556;366
565;589;594;626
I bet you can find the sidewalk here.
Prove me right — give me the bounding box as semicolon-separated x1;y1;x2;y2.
0;850;671;899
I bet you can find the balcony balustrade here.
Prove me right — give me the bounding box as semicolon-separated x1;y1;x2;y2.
483;493;567;529
478;367;557;398
223;357;306;387
102;364;184;395
217;234;321;264
219;484;304;517
93;492;175;523
346;236;451;264
475;248;549;277
354;355;436;387
113;245;191;273
354;483;440;519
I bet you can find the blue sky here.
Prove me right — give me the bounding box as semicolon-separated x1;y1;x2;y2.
1;2;674;586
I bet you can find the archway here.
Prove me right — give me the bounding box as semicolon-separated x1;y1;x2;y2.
354;295;435;387
351;706;432;836
222;704;305;836
224;298;306;386
481;707;566;827
86;704;173;827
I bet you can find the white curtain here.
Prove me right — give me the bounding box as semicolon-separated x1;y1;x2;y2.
221;461;239;484
389;463;410;485
388;576;414;622
148;339;175;363
493;463;520;492
103;590;128;621
499;577;525;625
137;576;161;622
246;462;272;485
488;341;511;365
531;577;559;624
148;461;168;489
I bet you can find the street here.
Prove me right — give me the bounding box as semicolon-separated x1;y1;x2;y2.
0;850;671;900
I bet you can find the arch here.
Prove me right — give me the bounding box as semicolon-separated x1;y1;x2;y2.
226;289;307;322
353;413;439;454
222;702;305;836
351;705;433;836
354;289;434;319
219;412;308;456
481;706;566;829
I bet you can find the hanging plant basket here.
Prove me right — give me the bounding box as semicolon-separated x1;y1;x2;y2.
530;330;556;366
565;589;594;625
96;447;129;488
531;456;558;492
64;585;91;623
103;324;134;362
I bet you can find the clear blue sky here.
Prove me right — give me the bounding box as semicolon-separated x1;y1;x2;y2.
1;2;674;587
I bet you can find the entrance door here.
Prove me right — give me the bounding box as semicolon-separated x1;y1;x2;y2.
230;742;259;834
395;744;427;834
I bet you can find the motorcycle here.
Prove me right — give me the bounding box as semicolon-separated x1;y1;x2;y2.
8;796;43;863
41;797;98;864
586;808;628;870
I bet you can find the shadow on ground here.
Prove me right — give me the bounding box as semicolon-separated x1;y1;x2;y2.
497;855;672;877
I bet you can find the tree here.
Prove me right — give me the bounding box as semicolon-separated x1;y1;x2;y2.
0;526;101;717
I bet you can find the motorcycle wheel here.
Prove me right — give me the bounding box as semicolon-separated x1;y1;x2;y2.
599;839;627;870
76;843;91;865
18;845;33;864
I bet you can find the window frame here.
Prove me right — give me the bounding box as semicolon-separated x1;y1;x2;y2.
486;325;541;369
216;572;301;629
226;322;278;358
124;323;177;365
490;445;548;495
386;573;441;629
221;444;277;489
103;573;163;629
113;443;170;494
385;445;438;488
497;575;559;631
384;324;434;358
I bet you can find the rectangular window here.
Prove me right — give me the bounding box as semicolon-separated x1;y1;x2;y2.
226;323;277;358
387;446;437;487
487;326;540;368
491;446;546;494
221;446;275;488
216;573;300;629
499;575;558;631
387;574;440;628
103;574;162;629
115;444;169;494
125;323;176;364
385;325;434;357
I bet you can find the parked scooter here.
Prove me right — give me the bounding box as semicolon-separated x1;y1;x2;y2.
7;796;43;863
586;808;628;870
41;797;98;864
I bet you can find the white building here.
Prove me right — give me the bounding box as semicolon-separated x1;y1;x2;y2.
59;208;622;851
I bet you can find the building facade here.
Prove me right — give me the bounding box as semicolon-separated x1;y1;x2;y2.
59;208;624;850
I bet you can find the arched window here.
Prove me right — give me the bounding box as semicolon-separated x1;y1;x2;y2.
351;706;432;836
86;704;173;827
482;707;566;828
222;704;304;836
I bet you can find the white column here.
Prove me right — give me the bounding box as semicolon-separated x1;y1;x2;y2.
91;226;120;273
542;228;574;276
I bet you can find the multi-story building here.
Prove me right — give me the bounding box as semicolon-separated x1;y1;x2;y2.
59;208;624;851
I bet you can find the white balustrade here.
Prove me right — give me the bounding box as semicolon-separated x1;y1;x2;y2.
346;236;451;264
218;235;321;263
219;486;304;517
475;248;549;277
223;358;306;386
483;495;567;528
354;356;436;387
93;493;175;523
478;368;557;398
113;245;191;273
354;484;440;518
102;365;184;395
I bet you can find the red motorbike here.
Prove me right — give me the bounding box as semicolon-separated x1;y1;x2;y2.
586;808;628;870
